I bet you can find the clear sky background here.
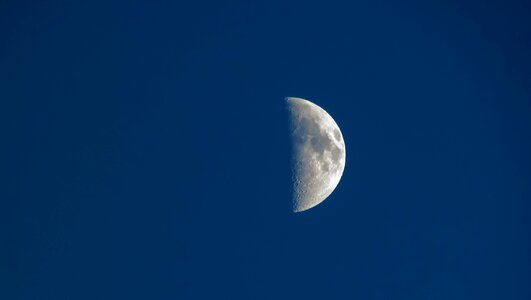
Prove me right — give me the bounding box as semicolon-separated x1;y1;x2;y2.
1;0;530;299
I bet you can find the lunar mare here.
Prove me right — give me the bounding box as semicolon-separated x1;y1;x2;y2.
287;97;346;213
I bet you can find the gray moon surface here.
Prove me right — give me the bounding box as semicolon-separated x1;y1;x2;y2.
286;97;346;213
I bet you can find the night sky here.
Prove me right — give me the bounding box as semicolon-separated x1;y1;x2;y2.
2;0;531;299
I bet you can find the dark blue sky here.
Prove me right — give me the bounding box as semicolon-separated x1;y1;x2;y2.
1;0;530;299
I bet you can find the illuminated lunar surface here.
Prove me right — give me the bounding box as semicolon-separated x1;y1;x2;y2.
286;97;346;213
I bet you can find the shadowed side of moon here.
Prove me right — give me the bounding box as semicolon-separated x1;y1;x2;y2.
286;97;346;213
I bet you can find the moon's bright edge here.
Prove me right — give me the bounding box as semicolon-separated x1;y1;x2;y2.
286;97;346;213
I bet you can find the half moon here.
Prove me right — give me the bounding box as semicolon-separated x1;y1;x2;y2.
287;97;346;213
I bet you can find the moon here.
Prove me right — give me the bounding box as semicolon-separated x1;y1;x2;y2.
286;97;346;213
